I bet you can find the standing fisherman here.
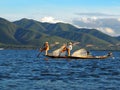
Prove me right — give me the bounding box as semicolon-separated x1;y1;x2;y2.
66;42;73;56
40;42;49;55
59;42;73;56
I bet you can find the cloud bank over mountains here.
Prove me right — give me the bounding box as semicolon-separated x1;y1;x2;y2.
72;17;120;36
40;15;120;36
39;12;120;36
71;12;120;36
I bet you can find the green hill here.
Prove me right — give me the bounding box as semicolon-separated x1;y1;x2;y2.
0;18;70;48
79;28;119;44
0;17;119;50
0;17;20;44
116;36;120;41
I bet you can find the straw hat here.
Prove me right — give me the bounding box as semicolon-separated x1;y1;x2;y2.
69;42;72;45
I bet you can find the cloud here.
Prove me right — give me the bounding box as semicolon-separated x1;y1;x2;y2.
76;13;120;17
97;27;115;35
72;17;120;36
118;18;120;22
41;16;63;23
105;28;115;34
75;17;97;23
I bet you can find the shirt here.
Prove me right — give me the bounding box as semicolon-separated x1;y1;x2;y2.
67;45;72;50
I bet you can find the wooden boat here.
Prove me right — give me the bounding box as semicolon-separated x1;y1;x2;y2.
46;52;112;59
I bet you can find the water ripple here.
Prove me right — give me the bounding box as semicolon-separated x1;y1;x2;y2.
0;50;120;90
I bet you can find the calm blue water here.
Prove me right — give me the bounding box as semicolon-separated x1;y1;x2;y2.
0;50;120;90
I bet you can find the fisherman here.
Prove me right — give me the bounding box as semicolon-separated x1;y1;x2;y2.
66;42;72;56
87;51;92;57
59;43;67;56
40;42;49;55
107;52;112;57
60;44;67;53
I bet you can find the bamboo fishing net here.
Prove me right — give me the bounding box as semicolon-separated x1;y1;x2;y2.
72;48;87;57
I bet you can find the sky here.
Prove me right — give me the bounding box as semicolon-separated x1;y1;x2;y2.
1;0;120;21
0;0;120;36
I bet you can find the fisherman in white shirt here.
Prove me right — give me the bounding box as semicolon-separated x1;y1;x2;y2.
67;42;72;56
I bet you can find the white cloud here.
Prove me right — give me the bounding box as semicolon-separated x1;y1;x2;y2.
76;17;98;24
41;16;63;23
96;27;115;36
80;17;90;23
118;18;120;22
105;28;115;34
72;17;120;36
76;13;120;17
91;16;98;20
77;17;90;23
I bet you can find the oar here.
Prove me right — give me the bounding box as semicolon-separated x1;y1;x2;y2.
37;47;42;58
37;42;59;58
37;44;44;58
37;51;42;58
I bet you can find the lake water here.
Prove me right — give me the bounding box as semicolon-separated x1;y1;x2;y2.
0;50;120;90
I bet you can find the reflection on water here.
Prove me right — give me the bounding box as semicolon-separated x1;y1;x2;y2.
0;50;120;90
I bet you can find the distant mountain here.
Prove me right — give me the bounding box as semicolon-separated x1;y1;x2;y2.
14;18;47;32
0;18;20;44
14;18;120;49
78;28;119;44
0;18;70;47
0;17;120;50
116;36;120;41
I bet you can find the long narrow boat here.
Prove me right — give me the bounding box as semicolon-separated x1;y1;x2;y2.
46;52;112;59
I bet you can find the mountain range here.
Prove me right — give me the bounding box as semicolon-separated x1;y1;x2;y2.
0;17;120;50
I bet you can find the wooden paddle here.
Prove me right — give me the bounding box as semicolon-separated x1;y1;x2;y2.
37;42;59;58
37;48;43;58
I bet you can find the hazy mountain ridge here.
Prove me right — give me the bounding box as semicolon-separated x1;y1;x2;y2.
0;17;120;50
116;36;120;41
